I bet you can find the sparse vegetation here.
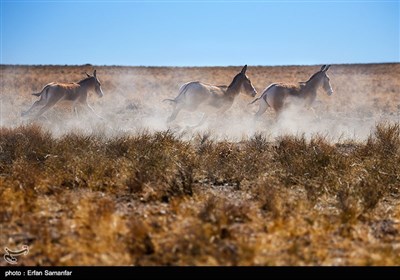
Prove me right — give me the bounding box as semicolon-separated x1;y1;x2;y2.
1;123;399;265
1;64;400;265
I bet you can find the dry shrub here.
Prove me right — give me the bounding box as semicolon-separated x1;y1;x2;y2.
259;186;283;218
199;195;250;225
0;124;53;172
126;218;155;264
274;135;337;180
1;115;400;265
337;187;361;224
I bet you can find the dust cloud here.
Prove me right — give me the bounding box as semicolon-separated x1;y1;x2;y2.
1;65;399;143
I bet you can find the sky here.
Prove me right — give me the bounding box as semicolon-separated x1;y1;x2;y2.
1;0;399;66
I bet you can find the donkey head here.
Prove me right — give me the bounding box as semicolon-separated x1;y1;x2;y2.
236;65;257;97
86;70;104;98
319;65;333;96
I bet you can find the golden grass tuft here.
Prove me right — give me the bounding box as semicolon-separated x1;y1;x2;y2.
1;123;400;265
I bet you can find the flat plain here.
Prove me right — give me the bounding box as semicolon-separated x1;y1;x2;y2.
1;63;399;265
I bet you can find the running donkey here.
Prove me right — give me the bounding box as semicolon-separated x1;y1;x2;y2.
22;70;104;119
164;65;257;126
250;65;333;118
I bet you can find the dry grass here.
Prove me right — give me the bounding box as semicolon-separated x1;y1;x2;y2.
1;64;400;265
1;123;399;265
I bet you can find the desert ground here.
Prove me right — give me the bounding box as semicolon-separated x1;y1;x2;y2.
1;63;400;265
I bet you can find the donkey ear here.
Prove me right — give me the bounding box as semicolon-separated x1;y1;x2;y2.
241;65;248;74
323;65;331;72
320;65;327;71
85;72;91;78
93;70;97;77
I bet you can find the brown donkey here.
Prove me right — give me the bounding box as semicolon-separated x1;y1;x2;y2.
164;65;257;126
250;65;333;118
22;70;104;119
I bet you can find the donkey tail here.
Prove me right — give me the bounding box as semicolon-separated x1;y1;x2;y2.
249;84;276;106
162;98;177;104
32;84;52;97
248;97;261;105
163;82;192;104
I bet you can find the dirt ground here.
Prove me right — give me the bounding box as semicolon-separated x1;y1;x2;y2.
1;64;399;265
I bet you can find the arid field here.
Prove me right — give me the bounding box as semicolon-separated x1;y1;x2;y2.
1;64;400;265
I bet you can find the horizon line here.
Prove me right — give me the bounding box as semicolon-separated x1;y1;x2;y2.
1;61;399;68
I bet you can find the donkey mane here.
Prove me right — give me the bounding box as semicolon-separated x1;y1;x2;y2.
304;71;321;83
227;73;241;89
78;76;94;84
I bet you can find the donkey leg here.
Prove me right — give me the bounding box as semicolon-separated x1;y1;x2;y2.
21;99;46;117
72;100;80;118
34;96;63;119
254;99;269;120
34;104;56;119
73;106;79;118
84;103;104;120
309;107;320;120
167;106;182;123
190;113;208;128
